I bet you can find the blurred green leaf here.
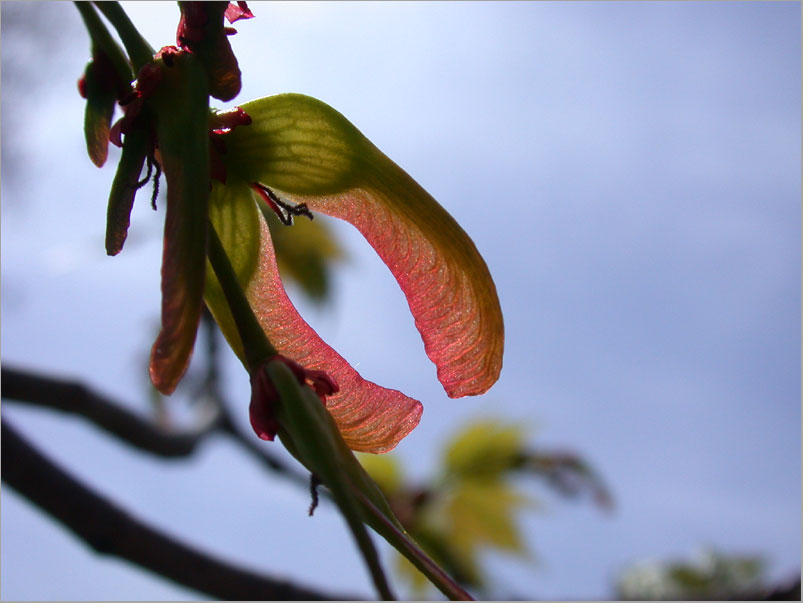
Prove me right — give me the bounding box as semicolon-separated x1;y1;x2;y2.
357;452;404;497
617;549;769;600
667;566;710;592
443;419;527;481
359;418;611;598
446;480;530;561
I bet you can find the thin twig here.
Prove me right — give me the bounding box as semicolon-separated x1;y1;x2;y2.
198;310;307;483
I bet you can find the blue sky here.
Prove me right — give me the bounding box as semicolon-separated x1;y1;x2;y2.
2;1;800;599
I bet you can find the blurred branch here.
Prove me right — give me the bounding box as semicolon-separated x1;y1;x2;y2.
515;448;614;510
1;366;211;457
0;364;312;490
755;576;801;601
1;420;359;601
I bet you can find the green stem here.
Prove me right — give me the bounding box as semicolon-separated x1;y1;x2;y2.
93;1;154;71
356;489;474;600
271;364;395;601
74;2;134;85
207;222;277;369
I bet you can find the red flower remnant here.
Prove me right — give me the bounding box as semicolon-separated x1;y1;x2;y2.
154;44;184;67
177;0;255;45
224;2;254;23
176;2;208;47
209;107;252;183
249;365;279;441
209;106;252;135
249;356;339;441
110;61;165;147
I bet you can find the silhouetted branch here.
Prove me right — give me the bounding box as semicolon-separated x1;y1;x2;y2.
756;576;801;600
2;365;212;457
1;419;361;601
1;364;312;490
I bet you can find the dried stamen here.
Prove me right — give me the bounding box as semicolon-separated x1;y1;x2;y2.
150;156;162;210
252;182;314;226
308;473;322;516
135;154;154;188
133;152;162;210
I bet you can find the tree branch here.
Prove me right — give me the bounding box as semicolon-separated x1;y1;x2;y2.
1;419;361;601
1;365;211;457
1;364;315;491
